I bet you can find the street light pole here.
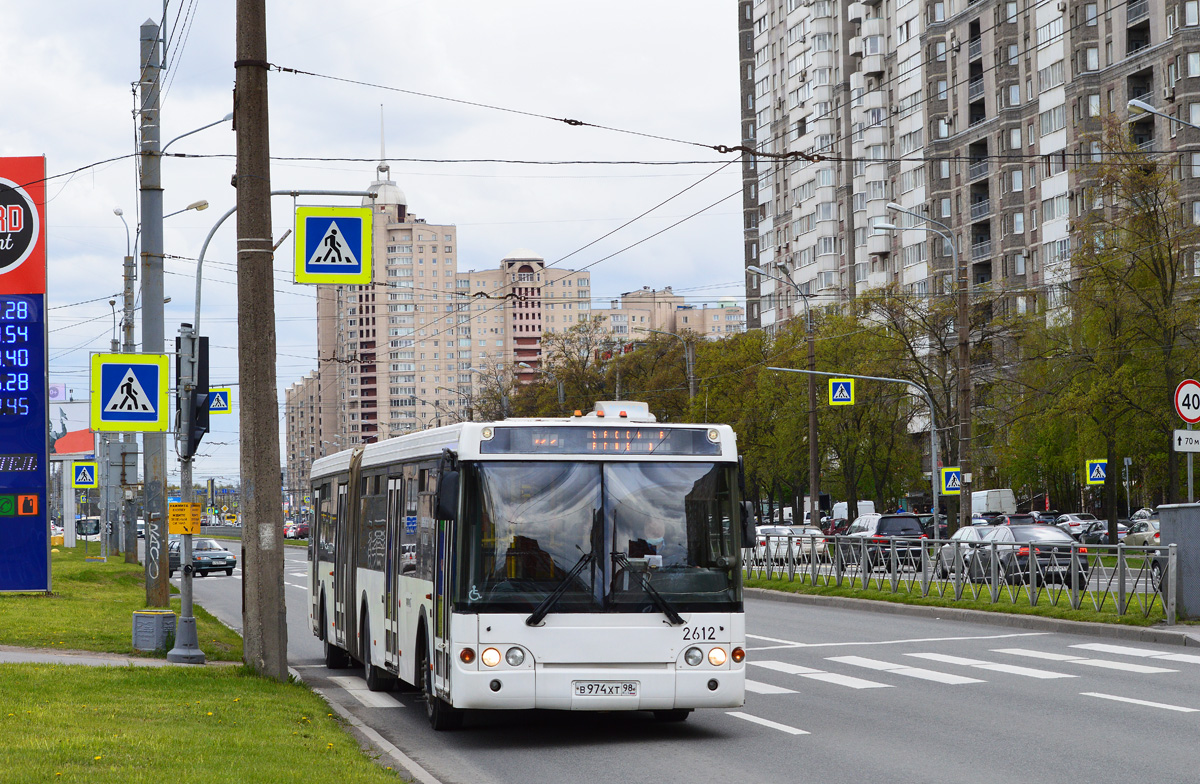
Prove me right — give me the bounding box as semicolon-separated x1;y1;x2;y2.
748;265;819;528
632;327;696;403
883;204;968;531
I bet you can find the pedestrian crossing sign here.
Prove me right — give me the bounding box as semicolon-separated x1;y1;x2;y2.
940;467;962;495
89;353;170;432
294;206;373;284
1086;459;1107;485
829;378;855;406
72;461;98;488
208;387;232;415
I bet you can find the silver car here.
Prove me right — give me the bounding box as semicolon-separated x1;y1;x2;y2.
935;525;985;577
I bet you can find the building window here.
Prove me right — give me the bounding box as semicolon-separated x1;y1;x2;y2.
1084;3;1097;24
1013;212;1025;234
1006;1;1018;20
1187;0;1199;26
1084;47;1099;72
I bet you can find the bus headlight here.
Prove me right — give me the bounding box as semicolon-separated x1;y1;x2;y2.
481;647;502;667
685;647;704;666
708;647;728;666
505;647;525;666
707;428;720;443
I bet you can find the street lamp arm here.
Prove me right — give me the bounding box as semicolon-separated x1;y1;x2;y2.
886;202;953;238
162;113;234;153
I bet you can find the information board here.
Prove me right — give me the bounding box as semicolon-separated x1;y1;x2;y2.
0;156;49;593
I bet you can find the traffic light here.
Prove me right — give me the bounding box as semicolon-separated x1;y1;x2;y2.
175;332;210;460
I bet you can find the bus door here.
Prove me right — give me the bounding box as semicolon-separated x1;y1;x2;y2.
429;469;456;698
384;475;403;673
333;481;349;648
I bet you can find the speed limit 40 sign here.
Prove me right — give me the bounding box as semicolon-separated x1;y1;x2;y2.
1175;379;1200;424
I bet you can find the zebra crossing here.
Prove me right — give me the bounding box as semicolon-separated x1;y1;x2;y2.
735;638;1199;734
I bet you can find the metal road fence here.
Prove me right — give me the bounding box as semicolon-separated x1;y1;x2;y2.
743;533;1178;625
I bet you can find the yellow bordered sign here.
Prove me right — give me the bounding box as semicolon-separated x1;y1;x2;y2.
940;467;962;495
208;387;232;414
72;461;98;488
294;206;373;284
829;378;855;406
1086;459;1107;485
89;353;171;432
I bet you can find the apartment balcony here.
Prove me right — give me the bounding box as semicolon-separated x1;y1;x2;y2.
971;239;992;260
848;2;867;22
868;232;892;256
849;36;864;57
968;78;985;102
970;199;991;221
862;53;885;75
968;160;989;181
1127;0;1149;22
968;38;982;60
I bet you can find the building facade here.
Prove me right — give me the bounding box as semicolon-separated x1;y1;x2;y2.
741;0;1200;327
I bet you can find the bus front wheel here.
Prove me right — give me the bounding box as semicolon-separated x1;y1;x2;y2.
653;709;692;722
419;641;462;730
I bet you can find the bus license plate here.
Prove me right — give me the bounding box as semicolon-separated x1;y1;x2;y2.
573;680;638;697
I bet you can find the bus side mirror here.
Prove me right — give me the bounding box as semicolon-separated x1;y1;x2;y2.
436;471;459;522
740;500;755;547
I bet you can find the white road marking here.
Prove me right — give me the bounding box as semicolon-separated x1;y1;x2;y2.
905;652;1075;680
1072;643;1200;665
827;655;985;685
751;661;822;675
726;711;810;735
329;675;406;709
745;631;1049;652
744;679;797;694
1082;692;1199;713
993;648;1177;674
286;582;307;590
751;660;891;689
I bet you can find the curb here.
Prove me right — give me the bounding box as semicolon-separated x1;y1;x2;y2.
290;666;444;784
745;587;1200;647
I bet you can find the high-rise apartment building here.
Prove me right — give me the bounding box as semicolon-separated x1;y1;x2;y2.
740;0;1200;327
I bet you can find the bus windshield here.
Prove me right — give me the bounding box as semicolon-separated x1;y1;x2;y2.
456;461;742;615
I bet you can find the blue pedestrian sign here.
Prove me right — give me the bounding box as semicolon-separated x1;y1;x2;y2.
1086;459;1107;486
72;461;98;489
89;353;170;432
294;206;373;284
940;467;962;496
829;378;855;406
208;387;232;415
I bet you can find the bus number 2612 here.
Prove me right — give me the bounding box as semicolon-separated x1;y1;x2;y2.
683;626;716;641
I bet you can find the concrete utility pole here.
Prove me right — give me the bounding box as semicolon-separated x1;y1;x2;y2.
236;0;288;680
122;247;138;564
139;19;169;606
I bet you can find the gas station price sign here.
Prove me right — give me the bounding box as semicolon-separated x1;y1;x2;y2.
0;157;49;593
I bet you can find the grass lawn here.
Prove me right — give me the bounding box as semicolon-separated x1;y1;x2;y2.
744;574;1168;626
0;545;242;660
0;664;402;783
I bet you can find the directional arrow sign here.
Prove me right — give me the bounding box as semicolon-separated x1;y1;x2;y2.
1174;430;1200;453
1086;459;1107;485
89;353;170;432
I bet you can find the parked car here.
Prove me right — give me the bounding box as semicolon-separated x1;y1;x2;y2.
168;538;238;577
968;525;1089;586
1130;507;1157;521
838;513;926;571
1078;520;1129;545
1055;513;1098;539
290;521;310;539
1151;550;1170;593
822;517;850;536
136;519;146;539
935;525;986;578
1125;519;1160;547
918;513;949;539
994;513;1038;526
754;525;826;563
1029;510;1062;524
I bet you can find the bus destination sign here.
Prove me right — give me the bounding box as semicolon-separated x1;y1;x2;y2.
480;426;722;456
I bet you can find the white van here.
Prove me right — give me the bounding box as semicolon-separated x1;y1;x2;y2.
834;500;876;520
971;489;1016;515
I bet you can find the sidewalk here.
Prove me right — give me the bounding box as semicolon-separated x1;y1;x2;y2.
0;644;235;667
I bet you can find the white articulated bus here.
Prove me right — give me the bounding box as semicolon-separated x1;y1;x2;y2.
308;401;749;730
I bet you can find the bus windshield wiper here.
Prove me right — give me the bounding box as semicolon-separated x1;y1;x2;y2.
612;553;685;626
525;551;593;627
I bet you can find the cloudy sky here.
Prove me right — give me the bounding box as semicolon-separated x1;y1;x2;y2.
4;1;745;484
